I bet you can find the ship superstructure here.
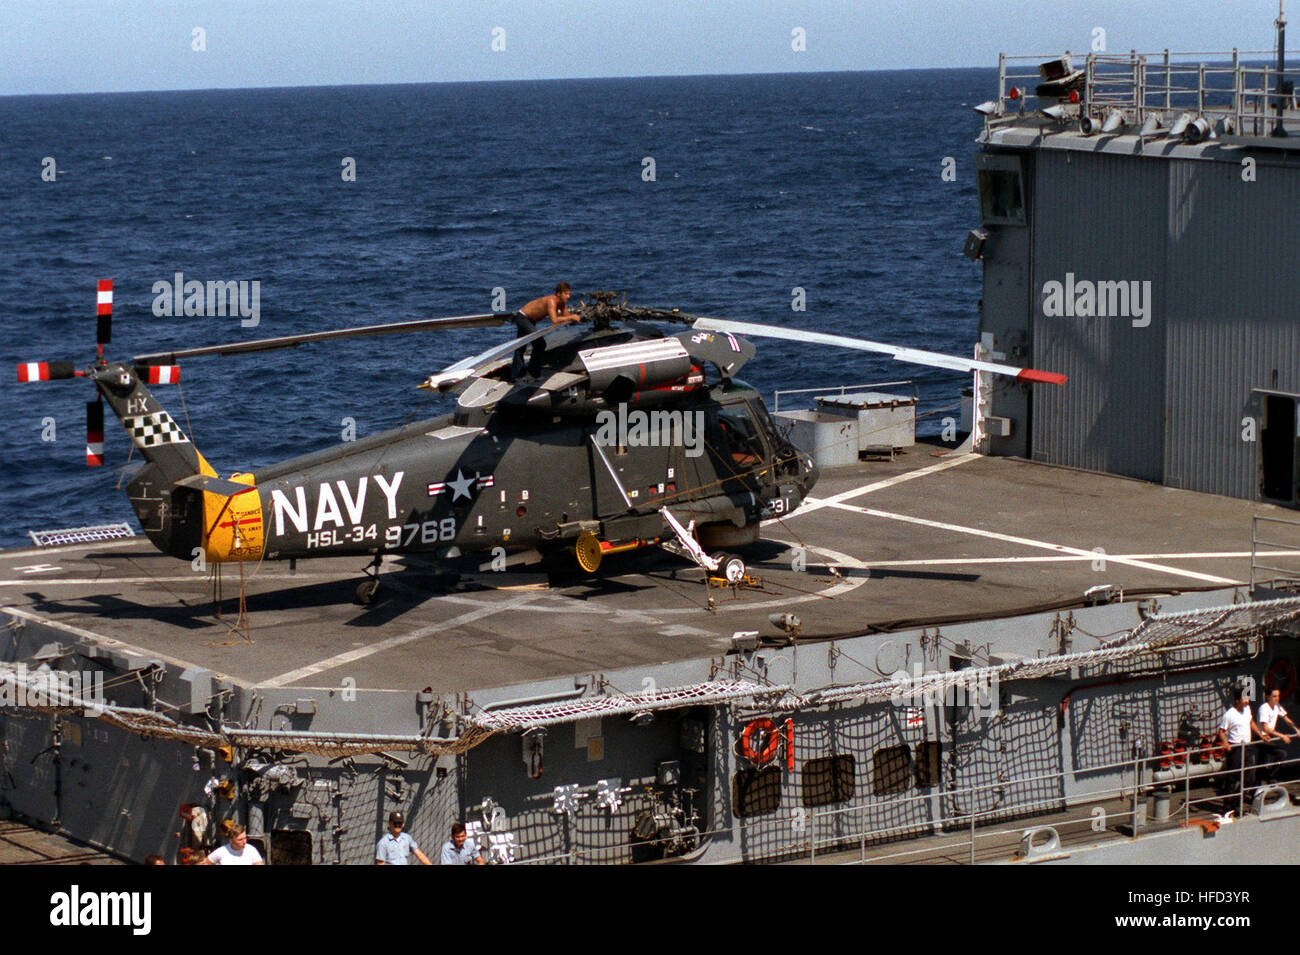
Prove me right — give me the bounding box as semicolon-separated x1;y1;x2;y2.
971;41;1300;506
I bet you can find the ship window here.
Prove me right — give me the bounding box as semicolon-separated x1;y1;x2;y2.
733;766;783;817
872;745;912;795
801;755;855;807
270;829;313;865
977;164;1026;226
914;741;941;788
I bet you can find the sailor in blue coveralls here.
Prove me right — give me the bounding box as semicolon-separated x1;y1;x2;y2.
375;810;432;865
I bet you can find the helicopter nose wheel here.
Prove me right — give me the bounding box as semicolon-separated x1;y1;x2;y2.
356;554;383;606
711;552;746;585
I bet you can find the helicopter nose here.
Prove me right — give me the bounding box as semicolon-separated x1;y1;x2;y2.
802;455;819;495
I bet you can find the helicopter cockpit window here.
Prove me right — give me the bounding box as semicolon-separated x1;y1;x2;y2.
716;404;766;470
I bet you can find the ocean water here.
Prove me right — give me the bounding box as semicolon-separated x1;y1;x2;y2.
0;69;991;548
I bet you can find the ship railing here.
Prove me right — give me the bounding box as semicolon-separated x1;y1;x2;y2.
787;739;1300;865
772;379;916;414
1252;515;1300;594
506;743;1300;864
994;49;1293;138
771;378;966;452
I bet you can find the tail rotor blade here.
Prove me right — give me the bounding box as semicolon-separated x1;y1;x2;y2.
16;361;77;382
86;399;105;467
137;364;182;385
96;279;113;356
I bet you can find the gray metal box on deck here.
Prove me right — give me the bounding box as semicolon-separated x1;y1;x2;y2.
815;391;916;451
774;410;859;468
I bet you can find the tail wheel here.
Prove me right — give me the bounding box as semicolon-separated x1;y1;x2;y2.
712;552;746;584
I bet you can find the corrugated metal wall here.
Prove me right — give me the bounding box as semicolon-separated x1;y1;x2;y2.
1012;143;1300;499
1030;151;1169;482
1163;155;1300;498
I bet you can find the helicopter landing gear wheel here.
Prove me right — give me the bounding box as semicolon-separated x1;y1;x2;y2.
356;578;380;606
712;552;746;584
575;531;603;574
356;553;383;606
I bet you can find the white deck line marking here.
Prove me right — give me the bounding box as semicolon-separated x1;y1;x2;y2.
867;551;1292;568
259;593;539;688
766;453;978;524
825;501;1240;585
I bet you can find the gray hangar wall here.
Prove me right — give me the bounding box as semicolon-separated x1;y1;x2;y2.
985;143;1300;500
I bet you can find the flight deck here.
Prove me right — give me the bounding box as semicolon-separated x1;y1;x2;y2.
0;445;1281;695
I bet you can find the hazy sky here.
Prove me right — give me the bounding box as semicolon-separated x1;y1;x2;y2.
0;1;1280;96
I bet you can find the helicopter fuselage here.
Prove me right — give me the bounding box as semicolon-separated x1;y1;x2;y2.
244;382;817;565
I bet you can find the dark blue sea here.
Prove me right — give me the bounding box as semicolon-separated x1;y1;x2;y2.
0;70;992;548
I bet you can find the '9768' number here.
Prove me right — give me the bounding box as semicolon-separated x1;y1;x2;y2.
386;518;456;548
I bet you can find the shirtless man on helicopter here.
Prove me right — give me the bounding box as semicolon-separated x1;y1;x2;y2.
512;282;583;378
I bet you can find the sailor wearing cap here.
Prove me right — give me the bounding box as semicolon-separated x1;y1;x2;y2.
376;811;432;865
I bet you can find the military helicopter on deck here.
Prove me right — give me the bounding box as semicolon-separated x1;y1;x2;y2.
17;284;1065;604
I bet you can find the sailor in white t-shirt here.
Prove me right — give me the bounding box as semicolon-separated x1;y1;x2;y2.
1257;687;1299;782
200;824;265;865
1216;690;1267;794
1259;687;1299;738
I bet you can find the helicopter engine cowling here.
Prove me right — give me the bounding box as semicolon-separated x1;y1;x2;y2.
579;339;693;394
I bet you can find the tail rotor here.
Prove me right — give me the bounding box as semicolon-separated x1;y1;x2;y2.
16;279;182;467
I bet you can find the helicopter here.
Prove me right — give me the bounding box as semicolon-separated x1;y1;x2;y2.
16;284;1066;604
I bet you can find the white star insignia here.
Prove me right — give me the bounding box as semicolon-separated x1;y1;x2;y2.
447;469;477;501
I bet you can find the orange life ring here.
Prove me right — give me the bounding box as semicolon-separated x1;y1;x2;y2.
740;718;782;765
1266;658;1297;702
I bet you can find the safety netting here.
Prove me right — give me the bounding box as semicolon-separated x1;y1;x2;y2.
468;680;788;731
27;523;135;547
803;596;1300;707
3;596;1298;757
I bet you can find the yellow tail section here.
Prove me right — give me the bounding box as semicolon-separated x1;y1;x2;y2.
182;471;265;563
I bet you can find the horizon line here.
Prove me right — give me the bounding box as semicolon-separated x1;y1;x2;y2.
0;63;987;99
2;51;1276;100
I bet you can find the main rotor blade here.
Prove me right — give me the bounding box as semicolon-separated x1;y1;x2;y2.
421;323;574;392
691;317;1067;386
133;313;512;364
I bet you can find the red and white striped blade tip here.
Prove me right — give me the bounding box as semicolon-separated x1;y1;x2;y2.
16;361;74;382
146;365;181;384
1015;368;1068;386
97;280;113;315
